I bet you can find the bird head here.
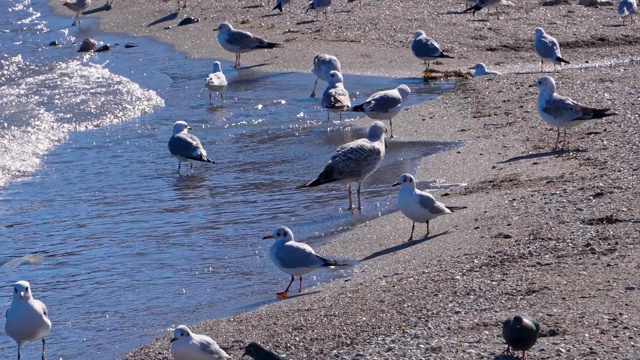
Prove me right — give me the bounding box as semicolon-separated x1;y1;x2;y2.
534;27;545;38
12;280;32;300
366;121;387;142
171;325;192;343
413;30;426;40
530;76;556;93
263;226;294;242
172;120;191;134
392;173;416;188
215;22;232;33
327;70;344;86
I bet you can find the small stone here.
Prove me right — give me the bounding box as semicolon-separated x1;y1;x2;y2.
625;285;636;291
124;42;138;48
178;17;200;26
78;38;98;52
49;40;61;47
96;44;111;52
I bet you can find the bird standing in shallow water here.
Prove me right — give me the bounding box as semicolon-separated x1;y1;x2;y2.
321;70;351;121
63;0;90;27
205;61;227;104
297;121;386;211
502;315;540;360
351;84;411;138
5;281;51;360
531;76;616;151
393;173;466;241
310;54;341;98
168;121;215;174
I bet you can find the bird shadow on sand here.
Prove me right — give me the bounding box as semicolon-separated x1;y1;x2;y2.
360;231;449;262
261;13;281;18
234;63;270;71
493;354;520;360
296;19;319;25
603;24;626;28
498;149;580;163
147;12;178;27
242;4;265;9
82;2;113;15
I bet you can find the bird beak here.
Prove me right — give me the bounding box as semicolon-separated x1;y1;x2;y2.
212;28;218;32
392;182;400;187
529;84;536;88
187;126;193;130
467;66;474;70
170;337;178;343
20;291;25;299
262;235;274;240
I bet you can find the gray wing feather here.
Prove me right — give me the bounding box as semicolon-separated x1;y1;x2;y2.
329;140;384;180
198;338;229;359
275;242;325;269
543;96;586;121
228;30;267;49
365;91;402;113
411;37;442;58
169;133;205;159
417;192;449;215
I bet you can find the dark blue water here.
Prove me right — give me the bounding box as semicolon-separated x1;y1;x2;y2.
0;0;461;358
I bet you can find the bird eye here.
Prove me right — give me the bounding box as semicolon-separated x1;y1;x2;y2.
14;287;17;293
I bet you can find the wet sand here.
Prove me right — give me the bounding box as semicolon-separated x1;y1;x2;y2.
52;0;640;358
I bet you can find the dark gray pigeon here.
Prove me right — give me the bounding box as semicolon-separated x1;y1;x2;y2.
502;315;540;360
243;342;286;360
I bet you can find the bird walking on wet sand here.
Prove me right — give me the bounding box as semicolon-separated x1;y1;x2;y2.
393;173;467;242
351;84;410;138
264;226;351;299
310;54;341;98
534;27;570;72
322;70;351;121
502;315;540;360
618;0;637;23
531;76;616;151
215;22;282;69
243;342;287;359
63;0;91;26
5;281;52;360
170;325;229;360
462;0;514;19
297;121;386;211
205;61;227;104
306;0;332;18
411;30;454;73
272;0;290;12
168;120;215;174
469;63;501;77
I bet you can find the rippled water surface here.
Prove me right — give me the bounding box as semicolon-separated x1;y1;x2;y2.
0;1;462;358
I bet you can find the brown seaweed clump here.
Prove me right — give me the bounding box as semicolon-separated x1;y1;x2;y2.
423;69;473;81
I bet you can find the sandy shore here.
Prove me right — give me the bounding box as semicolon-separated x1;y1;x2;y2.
52;0;640;358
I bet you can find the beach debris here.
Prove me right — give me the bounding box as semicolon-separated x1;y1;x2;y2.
124;42;138;48
243;342;287;359
502;315;540;359
178;17;200;26
96;44;111;52
49;40;61;47
78;38;98;52
423;69;472;81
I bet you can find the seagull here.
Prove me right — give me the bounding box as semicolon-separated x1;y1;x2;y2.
62;0;90;26
351;84;411;138
205;61;228;104
5;281;52;360
170;325;230;360
534;27;570;72
468;63;502;77
502;315;540;360
393;173;467;241
411;30;454;72
618;0;637;23
322;70;351;121
215;22;282;68
243;342;287;360
531;76;616;150
272;0;290;12
310;54;341;98
297;121;386;210
168;120;215;174
306;0;332;19
462;0;514;19
263;226;350;298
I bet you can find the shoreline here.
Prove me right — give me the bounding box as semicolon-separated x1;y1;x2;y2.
51;0;640;358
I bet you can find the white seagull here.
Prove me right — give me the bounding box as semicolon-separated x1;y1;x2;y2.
393;174;467;241
170;325;230;360
62;0;90;26
531;76;616;150
264;226;350;298
205;61;228;104
534;27;570;72
411;30;454;72
5;280;52;360
462;0;514;19
321;70;351;121
469;63;502;77
306;0;332;18
168;121;215;174
310;54;341;98
351;84;411;138
297;121;386;211
215;22;282;68
618;0;637;23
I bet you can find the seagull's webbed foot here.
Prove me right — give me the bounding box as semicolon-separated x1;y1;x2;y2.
276;291;289;299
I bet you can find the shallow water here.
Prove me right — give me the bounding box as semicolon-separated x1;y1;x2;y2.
0;1;463;358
